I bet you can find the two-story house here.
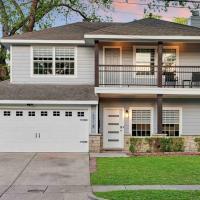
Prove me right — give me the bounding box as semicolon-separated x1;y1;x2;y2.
1;16;200;152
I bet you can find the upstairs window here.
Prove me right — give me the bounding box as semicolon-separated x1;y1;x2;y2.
33;47;76;76
33;48;53;75
135;48;155;75
55;48;75;75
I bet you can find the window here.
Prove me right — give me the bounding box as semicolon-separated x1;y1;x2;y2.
131;109;151;136
162;109;180;136
65;111;72;117
135;48;155;75
55;48;75;75
163;49;176;66
53;111;60;116
77;112;84;117
33;48;53;75
33;47;75;76
16;111;23;116
28;111;35;116
4;111;11;116
41;111;48;116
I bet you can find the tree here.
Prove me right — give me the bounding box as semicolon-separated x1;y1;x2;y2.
173;17;188;25
0;0;112;66
0;0;112;37
144;13;162;19
146;0;200;12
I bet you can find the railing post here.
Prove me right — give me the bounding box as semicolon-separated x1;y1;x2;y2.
95;40;99;87
157;41;163;87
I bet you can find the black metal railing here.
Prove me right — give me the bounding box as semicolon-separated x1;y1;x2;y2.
98;65;200;88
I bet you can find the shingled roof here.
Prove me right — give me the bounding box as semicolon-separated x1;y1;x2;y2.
3;18;200;42
3;22;122;40
0;81;97;101
86;18;200;36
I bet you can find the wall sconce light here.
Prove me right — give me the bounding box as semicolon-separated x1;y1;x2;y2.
125;110;129;118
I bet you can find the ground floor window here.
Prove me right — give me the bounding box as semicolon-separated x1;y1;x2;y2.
131;109;151;136
162;109;180;136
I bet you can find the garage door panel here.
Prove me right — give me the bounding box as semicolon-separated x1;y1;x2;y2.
0;109;89;152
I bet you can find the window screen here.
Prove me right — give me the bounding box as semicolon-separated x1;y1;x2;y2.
132;109;151;136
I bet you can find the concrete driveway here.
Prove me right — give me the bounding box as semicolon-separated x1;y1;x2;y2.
0;153;93;200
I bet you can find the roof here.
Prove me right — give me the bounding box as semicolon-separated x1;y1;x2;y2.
86;18;200;36
0;81;98;102
3;22;122;40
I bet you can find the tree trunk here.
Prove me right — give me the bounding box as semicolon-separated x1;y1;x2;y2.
28;0;39;32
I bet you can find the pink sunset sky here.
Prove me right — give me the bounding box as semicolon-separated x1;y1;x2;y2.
111;0;191;22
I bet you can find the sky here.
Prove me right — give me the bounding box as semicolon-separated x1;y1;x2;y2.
0;0;193;37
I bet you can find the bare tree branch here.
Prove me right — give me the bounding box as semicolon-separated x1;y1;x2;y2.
0;0;9;37
28;0;39;32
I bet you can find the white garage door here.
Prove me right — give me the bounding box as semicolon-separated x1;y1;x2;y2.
0;109;89;152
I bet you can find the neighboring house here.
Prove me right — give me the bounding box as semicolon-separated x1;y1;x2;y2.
1;16;200;152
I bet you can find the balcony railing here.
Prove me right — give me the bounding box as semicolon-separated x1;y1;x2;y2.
98;65;200;88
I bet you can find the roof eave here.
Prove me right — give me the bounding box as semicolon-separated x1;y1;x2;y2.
0;39;85;44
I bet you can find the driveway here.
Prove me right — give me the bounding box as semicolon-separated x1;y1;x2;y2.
0;153;93;200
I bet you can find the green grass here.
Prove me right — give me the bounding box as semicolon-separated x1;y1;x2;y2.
95;190;200;200
91;156;200;185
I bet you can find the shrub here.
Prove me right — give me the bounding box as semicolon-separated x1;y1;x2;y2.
129;137;184;153
195;138;200;152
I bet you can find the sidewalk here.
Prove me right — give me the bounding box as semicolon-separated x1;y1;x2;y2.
92;185;200;192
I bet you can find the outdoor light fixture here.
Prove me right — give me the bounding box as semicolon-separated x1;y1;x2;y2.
125;110;129;118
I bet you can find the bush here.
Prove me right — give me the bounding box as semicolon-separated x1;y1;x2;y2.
129;137;184;153
195;138;200;152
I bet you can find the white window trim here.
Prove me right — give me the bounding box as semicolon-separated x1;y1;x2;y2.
103;46;122;65
10;45;13;83
133;46;158;78
163;107;182;136
129;107;154;136
30;46;77;78
133;45;179;66
163;46;179;66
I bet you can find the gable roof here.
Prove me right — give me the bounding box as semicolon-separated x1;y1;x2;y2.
86;18;200;36
3;22;122;41
2;18;200;43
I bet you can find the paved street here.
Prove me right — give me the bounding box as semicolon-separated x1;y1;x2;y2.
0;153;93;200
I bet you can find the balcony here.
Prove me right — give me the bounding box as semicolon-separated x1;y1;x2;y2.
98;65;200;88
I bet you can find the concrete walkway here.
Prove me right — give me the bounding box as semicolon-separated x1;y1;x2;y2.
0;153;94;200
92;185;200;192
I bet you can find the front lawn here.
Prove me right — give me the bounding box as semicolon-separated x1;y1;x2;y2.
95;190;200;200
91;156;200;185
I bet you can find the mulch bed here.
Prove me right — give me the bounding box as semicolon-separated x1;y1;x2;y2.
90;157;97;173
128;152;200;157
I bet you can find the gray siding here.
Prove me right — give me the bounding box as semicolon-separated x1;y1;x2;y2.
100;99;200;136
99;43;200;66
12;46;95;84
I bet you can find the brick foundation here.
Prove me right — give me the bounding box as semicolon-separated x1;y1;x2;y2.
89;134;103;153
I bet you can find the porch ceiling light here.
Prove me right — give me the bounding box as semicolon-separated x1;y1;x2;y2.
125;110;129;118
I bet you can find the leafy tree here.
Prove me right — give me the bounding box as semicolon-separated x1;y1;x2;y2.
144;13;162;19
173;17;188;25
0;0;112;66
0;0;112;37
146;0;200;12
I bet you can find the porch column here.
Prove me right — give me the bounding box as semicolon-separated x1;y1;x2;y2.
95;40;99;87
157;41;163;87
157;94;163;134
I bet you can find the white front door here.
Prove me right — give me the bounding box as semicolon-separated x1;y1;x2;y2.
103;108;124;149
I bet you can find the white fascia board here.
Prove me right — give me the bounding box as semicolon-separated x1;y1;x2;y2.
95;87;200;95
0;39;85;44
0;100;98;105
84;34;200;40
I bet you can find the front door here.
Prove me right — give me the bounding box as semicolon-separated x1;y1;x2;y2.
103;108;124;149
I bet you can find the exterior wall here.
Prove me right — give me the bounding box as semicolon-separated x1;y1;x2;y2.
11;45;95;84
99;42;200;66
99;98;200;136
89;134;103;153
